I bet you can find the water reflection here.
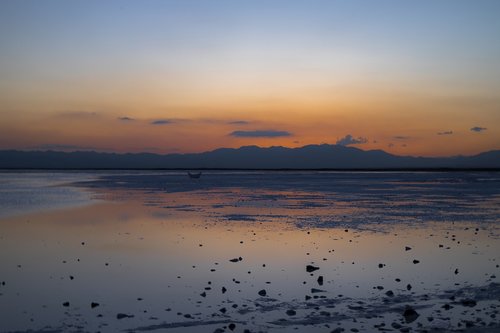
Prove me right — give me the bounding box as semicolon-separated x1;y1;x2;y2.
0;172;499;332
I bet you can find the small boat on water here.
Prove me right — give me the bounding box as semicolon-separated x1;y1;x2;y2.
187;171;202;179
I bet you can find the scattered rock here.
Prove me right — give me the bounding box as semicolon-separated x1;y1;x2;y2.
413;259;420;264
405;246;412;251
222;287;227;294
311;288;326;293
228;323;236;331
317;275;324;286
62;302;70;307
286;309;296;316
116;313;134;319
258;289;267;296
306;265;319;272
403;306;419;323
91;302;99;309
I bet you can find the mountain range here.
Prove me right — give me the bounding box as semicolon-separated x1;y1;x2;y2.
0;145;499;169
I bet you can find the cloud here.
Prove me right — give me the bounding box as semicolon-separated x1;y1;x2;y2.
393;136;410;140
470;126;487;132
228;120;250;125
229;130;291;138
150;119;173;125
336;134;368;146
437;131;453;135
118;116;135;121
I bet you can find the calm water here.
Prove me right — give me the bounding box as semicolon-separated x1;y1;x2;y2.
0;171;499;332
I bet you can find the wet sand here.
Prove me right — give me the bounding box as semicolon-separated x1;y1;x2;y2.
0;171;499;332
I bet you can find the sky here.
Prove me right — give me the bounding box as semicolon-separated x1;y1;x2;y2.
0;0;499;157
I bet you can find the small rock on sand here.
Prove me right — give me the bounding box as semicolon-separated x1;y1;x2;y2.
311;288;326;293
116;313;134;319
403;306;419;323
306;265;319;272
317;276;324;286
258;289;267;296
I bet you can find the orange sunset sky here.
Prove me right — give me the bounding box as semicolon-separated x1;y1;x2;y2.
1;1;499;157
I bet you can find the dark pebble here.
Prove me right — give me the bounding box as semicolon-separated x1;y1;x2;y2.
258;289;267;296
286;309;296;316
311;288;326;293
403;306;419;323
317;276;324;286
306;265;319;272
91;302;99;309
116;313;134;319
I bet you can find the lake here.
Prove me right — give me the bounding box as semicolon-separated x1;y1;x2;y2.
0;171;499;333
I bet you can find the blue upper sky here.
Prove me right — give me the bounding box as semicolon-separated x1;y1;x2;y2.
0;0;499;156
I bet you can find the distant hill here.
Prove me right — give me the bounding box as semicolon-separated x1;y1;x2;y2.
0;144;499;169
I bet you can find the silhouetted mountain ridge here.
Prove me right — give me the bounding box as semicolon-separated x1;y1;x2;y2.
0;144;499;169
